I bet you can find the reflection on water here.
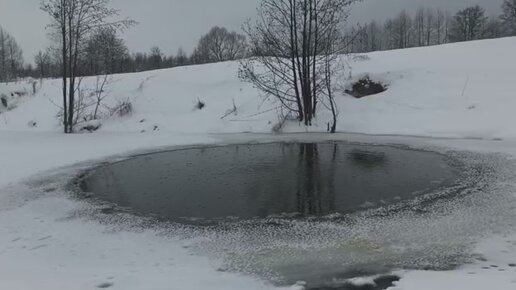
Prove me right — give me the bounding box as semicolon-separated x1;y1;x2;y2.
349;149;388;169
80;142;456;221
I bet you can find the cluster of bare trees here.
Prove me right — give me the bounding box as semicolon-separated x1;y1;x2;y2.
502;0;516;35
83;27;130;75
191;26;247;64
33;27;129;79
348;2;516;53
40;0;135;133
122;26;248;70
29;25;248;79
240;0;356;132
0;27;24;82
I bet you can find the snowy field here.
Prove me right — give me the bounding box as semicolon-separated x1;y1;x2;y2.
1;37;516;290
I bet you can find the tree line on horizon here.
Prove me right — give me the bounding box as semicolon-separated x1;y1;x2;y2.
347;3;516;53
0;0;515;82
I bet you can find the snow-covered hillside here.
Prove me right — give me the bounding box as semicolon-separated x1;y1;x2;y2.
1;38;516;290
1;37;516;138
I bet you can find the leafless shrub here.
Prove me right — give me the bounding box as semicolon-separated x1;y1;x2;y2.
111;100;133;117
221;99;238;119
272;109;296;134
50;75;119;132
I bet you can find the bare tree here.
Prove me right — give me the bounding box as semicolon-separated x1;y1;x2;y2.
149;46;163;69
425;9;435;45
435;9;445;44
84;27;129;75
382;10;412;50
35;51;51;78
92;74;111;120
192;26;247;63
0;28;7;82
449;5;488;42
322;24;340;133
175;47;189;66
240;0;356;128
415;7;425;46
483;17;504;39
394;10;413;49
0;27;24;82
501;0;516;35
41;0;134;133
444;11;453;43
367;21;382;51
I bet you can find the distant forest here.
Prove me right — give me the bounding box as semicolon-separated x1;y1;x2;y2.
1;0;516;82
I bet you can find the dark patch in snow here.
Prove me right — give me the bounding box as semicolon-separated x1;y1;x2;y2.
346;76;387;98
29;244;48;251
96;282;114;288
38;235;52;241
195;98;206;110
27;121;38;128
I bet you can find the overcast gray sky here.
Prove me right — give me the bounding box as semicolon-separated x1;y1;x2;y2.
0;0;504;63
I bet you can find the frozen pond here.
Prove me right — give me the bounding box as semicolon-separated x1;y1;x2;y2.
73;142;516;289
79;142;458;221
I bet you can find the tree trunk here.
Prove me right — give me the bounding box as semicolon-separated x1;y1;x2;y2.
68;12;75;133
289;0;304;122
311;0;319;116
61;3;68;133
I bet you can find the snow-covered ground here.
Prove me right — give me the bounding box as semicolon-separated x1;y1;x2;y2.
1;37;516;290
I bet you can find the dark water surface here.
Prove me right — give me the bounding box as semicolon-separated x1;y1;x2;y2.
79;142;458;221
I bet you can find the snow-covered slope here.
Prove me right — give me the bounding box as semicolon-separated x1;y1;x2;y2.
1;37;516;138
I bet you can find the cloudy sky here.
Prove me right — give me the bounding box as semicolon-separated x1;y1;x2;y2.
0;0;504;62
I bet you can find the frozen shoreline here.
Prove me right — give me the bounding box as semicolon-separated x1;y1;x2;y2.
1;132;516;290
